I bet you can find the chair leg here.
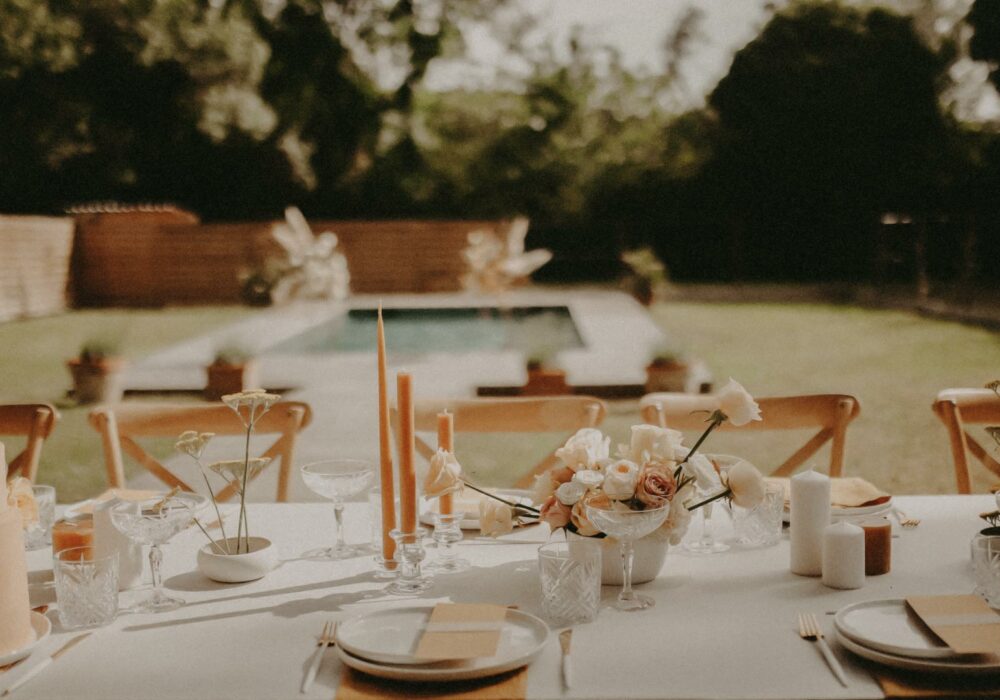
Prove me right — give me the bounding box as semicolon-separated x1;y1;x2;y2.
935;401;972;494
94;410;127;489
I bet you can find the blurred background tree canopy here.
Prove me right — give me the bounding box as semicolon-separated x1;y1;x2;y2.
1;0;999;284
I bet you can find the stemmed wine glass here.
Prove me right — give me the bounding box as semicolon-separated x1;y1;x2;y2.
110;492;207;613
301;459;375;559
585;502;670;611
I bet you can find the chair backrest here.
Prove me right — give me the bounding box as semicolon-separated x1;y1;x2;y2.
0;403;59;482
390;396;606;489
88;402;312;502
638;393;860;477
932;388;1000;493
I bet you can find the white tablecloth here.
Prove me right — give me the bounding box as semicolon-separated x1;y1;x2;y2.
9;495;995;700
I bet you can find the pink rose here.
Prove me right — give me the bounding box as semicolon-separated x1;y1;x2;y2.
539;496;572;529
551;466;575;485
635;463;677;508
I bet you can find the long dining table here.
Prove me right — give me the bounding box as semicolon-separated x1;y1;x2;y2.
9;494;996;700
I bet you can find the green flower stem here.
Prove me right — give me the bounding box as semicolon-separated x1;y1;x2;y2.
676;412;725;469
194;459;230;554
237;422;252;554
193;518;229;554
687;487;732;512
461;480;540;515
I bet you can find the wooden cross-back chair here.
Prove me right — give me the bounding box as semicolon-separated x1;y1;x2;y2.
88;402;312;502
390;396;606;489
932;388;1000;494
639;393;860;477
0;403;59;483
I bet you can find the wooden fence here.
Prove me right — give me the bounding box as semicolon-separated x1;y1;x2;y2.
0;216;75;321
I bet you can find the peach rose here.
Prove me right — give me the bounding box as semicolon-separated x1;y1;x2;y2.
635;463;677;508
539;496;572;529
570;492;610;537
551;466;575;484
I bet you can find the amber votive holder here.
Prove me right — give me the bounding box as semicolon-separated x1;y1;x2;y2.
861;516;891;576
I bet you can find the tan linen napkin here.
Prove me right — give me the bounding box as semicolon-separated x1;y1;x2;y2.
414;604;507;661
871;665;1000;698
336;666;527;700
69;489;163;515
770;476;890;509
906;595;1000;655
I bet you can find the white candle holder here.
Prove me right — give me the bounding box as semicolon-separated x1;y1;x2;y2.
386;528;432;594
372;554;399;579
427;513;470;573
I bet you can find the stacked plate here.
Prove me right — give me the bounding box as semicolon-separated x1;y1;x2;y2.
783;497;892;524
333;606;549;681
834;599;1000;674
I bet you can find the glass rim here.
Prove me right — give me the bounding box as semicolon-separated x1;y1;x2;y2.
538;540;599;555
584;501;671;516
31;484;56;493
53;545;116;564
300;458;376;476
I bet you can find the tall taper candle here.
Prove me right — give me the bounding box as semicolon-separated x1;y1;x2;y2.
377;305;397;563
790;468;830;576
397;373;417;533
437;410;454;515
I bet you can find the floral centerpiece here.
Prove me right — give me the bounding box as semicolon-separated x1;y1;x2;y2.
175;390;280;571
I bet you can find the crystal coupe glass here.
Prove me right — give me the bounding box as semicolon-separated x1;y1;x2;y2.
110;492;207;613
301;459;375;559
585;502;670;612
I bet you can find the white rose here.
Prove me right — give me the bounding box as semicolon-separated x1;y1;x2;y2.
726;461;766;508
423;448;463;499
555;428;610;471
660;481;696;545
555;480;587;506
683;453;721;491
572;469;604;490
602;460;640;500
479;499;514;537
626;425;684;463
716;378;762;427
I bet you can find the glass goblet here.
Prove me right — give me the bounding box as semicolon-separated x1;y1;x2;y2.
110;492;207;613
301;459;376;559
584;502;670;612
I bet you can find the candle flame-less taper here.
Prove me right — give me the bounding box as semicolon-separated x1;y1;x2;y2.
376;305;397;565
437;410;454;515
397;372;418;533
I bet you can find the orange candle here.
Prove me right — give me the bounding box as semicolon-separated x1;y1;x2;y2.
397;373;417;533
52;518;94;555
437;410;454;515
377;305;397;563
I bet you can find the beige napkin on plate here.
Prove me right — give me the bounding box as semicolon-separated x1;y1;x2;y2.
770;477;890;509
871;665;1000;698
336;667;527;700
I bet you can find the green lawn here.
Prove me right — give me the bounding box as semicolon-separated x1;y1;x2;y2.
0;307;251;501
1;297;998;501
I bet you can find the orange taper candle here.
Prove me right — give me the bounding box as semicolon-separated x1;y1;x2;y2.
437;410;454;515
397;372;417;533
377;305;397;563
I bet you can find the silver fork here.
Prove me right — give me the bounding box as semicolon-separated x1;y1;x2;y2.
300;621;336;694
797;613;848;687
891;507;920;528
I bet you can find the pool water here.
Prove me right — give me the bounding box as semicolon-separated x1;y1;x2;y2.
264;306;584;355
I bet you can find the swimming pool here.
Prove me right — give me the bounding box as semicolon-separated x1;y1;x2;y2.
264;306;584;355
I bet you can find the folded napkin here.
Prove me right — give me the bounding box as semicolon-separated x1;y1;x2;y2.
770;477;890;509
872;666;1000;698
337;667;527;700
906;595;1000;655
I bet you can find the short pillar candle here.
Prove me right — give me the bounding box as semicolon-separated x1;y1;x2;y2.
822;521;866;590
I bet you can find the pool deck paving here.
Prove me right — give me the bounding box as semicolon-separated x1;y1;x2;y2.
123;288;667;501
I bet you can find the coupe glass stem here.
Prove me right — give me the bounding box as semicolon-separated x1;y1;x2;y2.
149;544;166;603
700;503;714;549
619;540;636;604
333;502;346;551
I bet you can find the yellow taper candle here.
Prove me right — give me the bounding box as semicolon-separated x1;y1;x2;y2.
437;410;454;515
397;372;417;533
377;305;397;564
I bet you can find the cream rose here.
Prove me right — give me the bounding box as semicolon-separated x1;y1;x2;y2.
539;496;572;530
479;499;515;537
683;453;721;491
602;459;640;500
635;464;676;508
660;481;695;544
716;378;762;427
423;448;463;499
625;424;684;463
531;474;558;504
726;461;766;508
555;480;587;506
572;469;604;490
555;428;610;471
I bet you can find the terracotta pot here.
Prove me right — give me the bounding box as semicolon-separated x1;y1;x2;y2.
568;531;669;585
197;536;277;583
67;358;127;404
523;368;569;396
204;360;259;401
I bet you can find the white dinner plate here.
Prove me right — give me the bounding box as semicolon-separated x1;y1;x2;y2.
835;627;1000;675
0;613;51;667
783;498;892;524
334;606;548;679
834;599;963;659
420;489;534;530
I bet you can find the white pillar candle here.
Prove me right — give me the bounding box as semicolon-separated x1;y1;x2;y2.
790;469;830;576
822;521;866;589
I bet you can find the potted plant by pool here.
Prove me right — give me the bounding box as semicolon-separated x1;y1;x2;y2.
176;390;281;583
523;349;569;396
67;340;127;404
205;347;259;401
644;346;692;393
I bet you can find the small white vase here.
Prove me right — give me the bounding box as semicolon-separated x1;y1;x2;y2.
197;537;277;583
568;532;669;585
